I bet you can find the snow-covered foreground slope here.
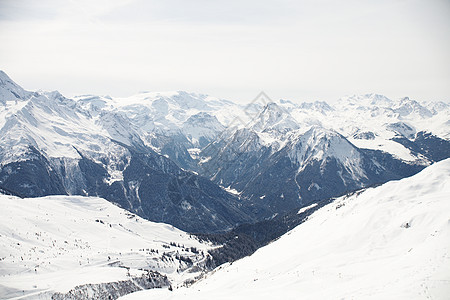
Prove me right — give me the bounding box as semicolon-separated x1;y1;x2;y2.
122;158;450;300
0;196;212;299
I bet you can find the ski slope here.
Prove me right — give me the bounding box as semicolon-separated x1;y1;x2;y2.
0;196;212;299
121;159;450;300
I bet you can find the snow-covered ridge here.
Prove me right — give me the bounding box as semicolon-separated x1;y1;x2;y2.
0;70;32;103
0;195;213;299
287;126;363;172
74;90;246;147
1;70;448;165
121;158;450;299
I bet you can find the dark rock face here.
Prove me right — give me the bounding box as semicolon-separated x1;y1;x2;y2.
0;146;65;197
148;133;198;172
199;127;428;219
116;148;253;233
353;131;376;140
238;150;424;219
0;143;252;233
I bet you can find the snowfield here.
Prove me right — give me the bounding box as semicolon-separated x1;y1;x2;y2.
0;196;212;299
121;159;450;300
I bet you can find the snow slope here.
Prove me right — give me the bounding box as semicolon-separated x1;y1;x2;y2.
0;195;212;299
121;158;450;300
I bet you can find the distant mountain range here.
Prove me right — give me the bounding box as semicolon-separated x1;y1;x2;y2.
0;70;449;232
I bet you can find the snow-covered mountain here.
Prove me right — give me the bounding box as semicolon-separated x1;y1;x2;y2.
249;102;300;137
0;195;213;299
120;158;450;300
74;91;241;147
73;91;247;171
0;70;448;230
194;92;449;218
0;70;32;103
0;70;449;299
200;121;425;218
0;71;253;233
314;93;450;159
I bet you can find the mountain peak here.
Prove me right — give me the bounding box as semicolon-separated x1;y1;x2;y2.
263;101;282;111
250;102;300;134
394;97;433;118
288;126;362;171
0;70;9;79
0;70;31;103
298;101;333;113
0;70;19;87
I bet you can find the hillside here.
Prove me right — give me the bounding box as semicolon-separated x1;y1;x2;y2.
0;195;213;299
121;158;450;299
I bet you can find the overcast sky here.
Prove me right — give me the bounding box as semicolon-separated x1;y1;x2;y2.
0;0;449;103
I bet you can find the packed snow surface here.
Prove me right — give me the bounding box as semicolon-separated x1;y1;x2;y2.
121;159;450;300
0;196;212;299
